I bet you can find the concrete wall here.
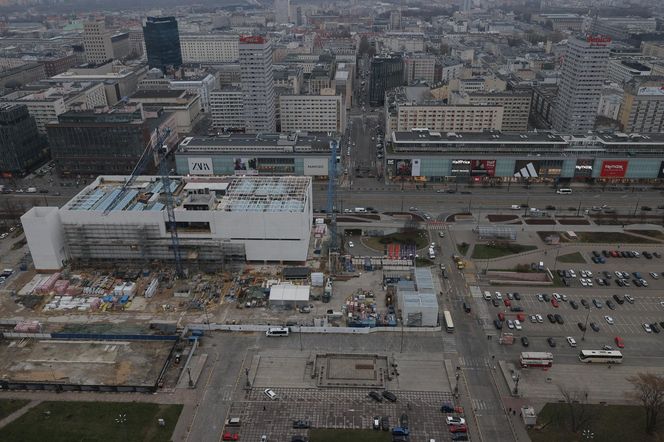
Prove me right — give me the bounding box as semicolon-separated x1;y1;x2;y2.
20;207;67;271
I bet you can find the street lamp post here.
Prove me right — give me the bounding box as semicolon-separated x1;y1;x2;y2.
115;413;128;440
582;308;591;341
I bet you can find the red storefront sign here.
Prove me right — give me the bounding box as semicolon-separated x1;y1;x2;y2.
471;160;496;177
600;160;628;178
586;35;612;46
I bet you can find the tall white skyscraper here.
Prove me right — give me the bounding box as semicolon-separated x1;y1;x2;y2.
239;36;276;133
274;0;291;24
83;20;114;64
552;35;611;134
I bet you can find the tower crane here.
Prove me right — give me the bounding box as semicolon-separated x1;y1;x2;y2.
103;128;185;278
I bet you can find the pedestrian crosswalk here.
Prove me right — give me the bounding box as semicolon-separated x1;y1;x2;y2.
472;398;491;411
442;335;457;353
457;356;490;369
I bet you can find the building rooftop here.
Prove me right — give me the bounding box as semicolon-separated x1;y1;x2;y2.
131;89;187;99
392;129;567;144
178;132;338;154
63;175;311;214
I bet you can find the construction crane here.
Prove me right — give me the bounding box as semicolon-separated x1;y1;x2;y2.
103;128;185;278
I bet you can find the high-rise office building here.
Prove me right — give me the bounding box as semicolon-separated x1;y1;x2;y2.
143;16;183;70
552;35;610;134
274;0;291;24
0;104;46;176
619;76;664;133
369;55;403;107
239;36;276;133
83;20;114;64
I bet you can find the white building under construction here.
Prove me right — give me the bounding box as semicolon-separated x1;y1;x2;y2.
21;175;313;271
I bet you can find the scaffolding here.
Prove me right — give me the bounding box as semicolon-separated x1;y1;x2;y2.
218;176;310;213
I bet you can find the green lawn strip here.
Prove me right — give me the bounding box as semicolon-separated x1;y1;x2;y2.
0;399;30;420
556;252;587;264
471;244;537;259
625;230;664;240
576;231;658;244
363;230;429;251
309;428;392;442
528;403;655;442
457;243;470;255
1;401;182;442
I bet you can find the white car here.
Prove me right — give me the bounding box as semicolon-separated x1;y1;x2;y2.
495;292;503;300
561;294;568;302
529;315;537;323
536;294;544;302
566;337;577;347
511;205;521;210
0;233;8;239
536;314;543;323
569;269;577;278
484;291;492;301
632;251;640;257
348;241;354;248
580;279;588;287
650;272;660;280
643;323;653;333
585;270;593;277
263;388;278;400
604;316;614;325
514;320;522;330
446;416;466;426
580;271;587;278
553;293;561;301
640;279;649;287
507;320;515;329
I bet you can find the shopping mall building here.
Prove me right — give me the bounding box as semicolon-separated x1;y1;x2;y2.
385;130;664;184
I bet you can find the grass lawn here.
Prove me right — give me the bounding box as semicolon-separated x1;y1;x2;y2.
471;243;537;259
626;230;664;240
310;429;392;442
528;403;657;442
556;252;586;264
457;243;470;255
1;401;182;442
575;231;658;244
0;399;30;420
364;229;429;251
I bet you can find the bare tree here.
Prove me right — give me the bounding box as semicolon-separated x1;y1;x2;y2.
627;372;664;434
557;385;592;433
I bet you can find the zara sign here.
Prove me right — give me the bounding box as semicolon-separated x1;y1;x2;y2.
188;157;214;175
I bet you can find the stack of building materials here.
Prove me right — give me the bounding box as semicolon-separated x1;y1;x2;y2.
14;321;41;332
35;273;61;294
311;272;324;287
54;279;70;295
144;278;158;298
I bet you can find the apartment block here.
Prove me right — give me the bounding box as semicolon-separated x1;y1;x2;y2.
180;34;239;63
279;90;345;133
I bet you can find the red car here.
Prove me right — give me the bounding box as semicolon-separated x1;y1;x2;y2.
551;298;559;308
498;312;505;321
611;250;619;257
615;336;625;348
222;432;239;441
503;299;511;307
516;313;525;322
449;424;468;433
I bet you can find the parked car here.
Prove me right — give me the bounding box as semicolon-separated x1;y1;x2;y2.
368;391;383;402
547;337;556;347
555;314;564;325
614;336;625;348
382;390;397;402
566;337;577;347
604;316;614;325
577;322;587;332
449;424;468;434
547;313;556;324
293;420;311;429
590;322;600;332
381;416;390;431
263;388;278;400
373;417;381;430
521;336;529;347
643;323;653;333
446;417;466;426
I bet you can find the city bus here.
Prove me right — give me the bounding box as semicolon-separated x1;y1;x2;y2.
265;327;289;337
578;350;623;364
520;352;554;368
443;310;454;333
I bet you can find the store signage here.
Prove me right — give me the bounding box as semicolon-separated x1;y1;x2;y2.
600;160;628;178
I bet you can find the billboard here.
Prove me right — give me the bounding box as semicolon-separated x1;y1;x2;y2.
188;157;213;175
303;158;329;176
514;160;540;178
233;157;258;175
395;159;412;177
470;160;496;177
637;86;664;96
450;159;471;176
600;160;628;178
411;159;421;177
574;159;594;178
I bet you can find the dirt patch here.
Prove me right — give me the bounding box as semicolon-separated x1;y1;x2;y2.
337;217;371;223
558;218;590;225
487;214;519;222
447;212;472;222
524;218;556;225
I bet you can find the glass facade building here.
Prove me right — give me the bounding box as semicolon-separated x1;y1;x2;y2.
143;16;183;70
